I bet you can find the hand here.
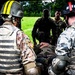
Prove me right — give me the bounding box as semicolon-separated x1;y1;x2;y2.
40;42;50;49
34;42;37;47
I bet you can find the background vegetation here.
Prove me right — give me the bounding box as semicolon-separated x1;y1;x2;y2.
20;0;68;17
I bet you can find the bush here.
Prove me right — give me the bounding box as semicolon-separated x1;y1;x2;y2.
24;11;43;17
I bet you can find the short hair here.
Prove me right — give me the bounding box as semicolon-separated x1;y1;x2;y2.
43;9;49;14
55;11;61;16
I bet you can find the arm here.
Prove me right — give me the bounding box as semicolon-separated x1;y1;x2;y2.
55;30;71;56
51;20;57;45
48;29;72;75
32;20;39;46
17;31;39;75
32;27;37;46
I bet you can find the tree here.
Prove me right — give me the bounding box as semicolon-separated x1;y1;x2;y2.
20;0;68;16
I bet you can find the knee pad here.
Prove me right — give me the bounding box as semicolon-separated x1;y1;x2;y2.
51;57;67;74
25;67;40;75
36;62;44;72
24;62;40;75
48;66;56;75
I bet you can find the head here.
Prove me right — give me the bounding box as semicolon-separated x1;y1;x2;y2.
43;9;50;18
0;1;23;28
55;11;61;20
63;1;75;26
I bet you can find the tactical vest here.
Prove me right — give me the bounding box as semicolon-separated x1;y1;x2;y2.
0;25;23;73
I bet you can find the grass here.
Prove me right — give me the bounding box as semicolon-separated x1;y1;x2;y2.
21;17;63;43
21;17;40;43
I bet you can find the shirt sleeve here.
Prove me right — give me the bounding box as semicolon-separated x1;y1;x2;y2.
16;30;36;65
55;28;72;56
32;18;41;44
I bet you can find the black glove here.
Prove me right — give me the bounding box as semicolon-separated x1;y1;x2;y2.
34;44;42;55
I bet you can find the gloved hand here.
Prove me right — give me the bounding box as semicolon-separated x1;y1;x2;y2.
34;44;42;55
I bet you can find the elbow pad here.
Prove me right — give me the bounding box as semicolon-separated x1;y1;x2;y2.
24;62;39;75
25;67;39;75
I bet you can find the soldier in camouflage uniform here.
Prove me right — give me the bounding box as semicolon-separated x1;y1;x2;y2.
48;1;75;75
0;1;40;75
34;42;56;75
32;9;57;46
54;10;67;45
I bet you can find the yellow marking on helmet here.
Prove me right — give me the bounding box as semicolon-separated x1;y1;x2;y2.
3;1;10;14
6;1;14;14
9;0;15;1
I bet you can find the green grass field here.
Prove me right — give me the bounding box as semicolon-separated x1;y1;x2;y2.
21;17;40;43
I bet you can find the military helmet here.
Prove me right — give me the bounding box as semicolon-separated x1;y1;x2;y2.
0;1;23;18
63;1;75;16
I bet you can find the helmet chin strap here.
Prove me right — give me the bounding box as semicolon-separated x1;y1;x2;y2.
12;17;15;23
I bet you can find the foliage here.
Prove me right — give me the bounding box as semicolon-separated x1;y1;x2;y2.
20;0;68;17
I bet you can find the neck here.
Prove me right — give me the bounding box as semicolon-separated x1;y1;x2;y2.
55;17;60;21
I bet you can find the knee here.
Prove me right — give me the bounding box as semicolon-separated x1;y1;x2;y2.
48;66;56;75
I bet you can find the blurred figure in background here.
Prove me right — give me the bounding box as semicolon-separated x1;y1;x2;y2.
32;9;57;46
54;10;67;45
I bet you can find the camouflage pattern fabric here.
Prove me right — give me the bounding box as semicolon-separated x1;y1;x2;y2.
35;44;56;65
55;23;75;75
54;19;66;45
35;44;56;75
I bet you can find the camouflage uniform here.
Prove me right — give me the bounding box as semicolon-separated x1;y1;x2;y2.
0;22;36;75
54;18;66;44
35;44;56;75
55;23;75;75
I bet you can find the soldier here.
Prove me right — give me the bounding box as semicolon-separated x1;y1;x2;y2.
54;10;67;45
48;1;75;75
0;1;39;75
32;9;57;46
35;42;56;75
